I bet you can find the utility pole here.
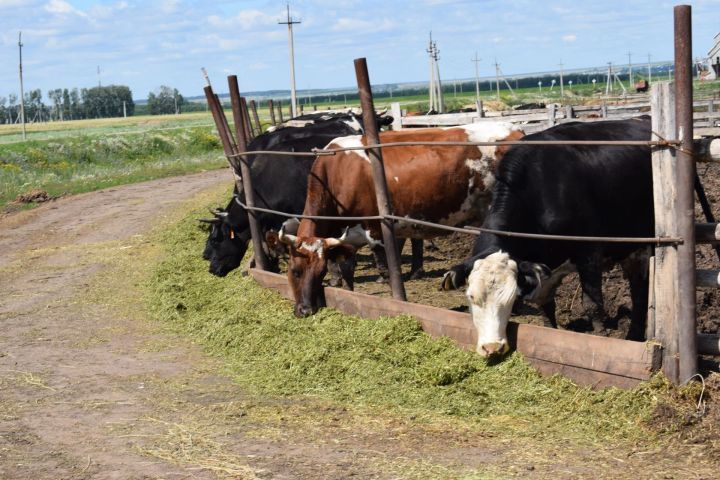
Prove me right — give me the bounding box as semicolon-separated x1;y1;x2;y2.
494;59;501;101
627;51;633;87
279;3;300;118
605;62;613;95
18;32;26;140
559;60;564;98
123;100;127;118
427;33;435;112
472;51;481;104
433;39;443;113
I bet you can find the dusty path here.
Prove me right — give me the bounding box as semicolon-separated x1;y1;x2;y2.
1;171;717;480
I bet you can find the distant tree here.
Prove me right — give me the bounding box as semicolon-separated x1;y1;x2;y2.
48;88;63;120
147;86;184;115
62;88;71;120
69;88;81;119
81;85;134;118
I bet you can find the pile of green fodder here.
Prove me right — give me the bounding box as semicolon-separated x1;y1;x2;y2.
0;126;223;206
146;195;686;443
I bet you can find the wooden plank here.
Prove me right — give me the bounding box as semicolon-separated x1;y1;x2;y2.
651;81;680;383
390;102;402;130
248;269;660;385
525;358;644;390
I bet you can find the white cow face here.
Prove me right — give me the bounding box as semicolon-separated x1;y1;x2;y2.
466;251;519;357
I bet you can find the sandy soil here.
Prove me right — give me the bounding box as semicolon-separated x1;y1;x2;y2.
2;170;719;479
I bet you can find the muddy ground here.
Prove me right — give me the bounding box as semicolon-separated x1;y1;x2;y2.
2;168;720;479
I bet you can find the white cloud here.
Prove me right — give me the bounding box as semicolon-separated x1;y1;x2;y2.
562;34;577;42
207;9;276;30
46;0;71;13
331;17;396;33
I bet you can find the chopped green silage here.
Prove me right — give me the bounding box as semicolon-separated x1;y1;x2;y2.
145;193;681;445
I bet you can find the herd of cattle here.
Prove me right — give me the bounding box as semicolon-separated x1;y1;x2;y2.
200;110;654;357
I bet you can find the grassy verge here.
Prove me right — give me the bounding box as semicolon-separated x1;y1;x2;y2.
144;186;701;447
0;124;225;208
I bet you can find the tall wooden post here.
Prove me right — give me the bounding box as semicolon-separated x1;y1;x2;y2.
673;4;698;383
204;87;242;189
277;100;284;123
240;97;254;142
354;58;406;301
268;99;277;126
650;81;680;383
249;100;262;135
228;76;270;271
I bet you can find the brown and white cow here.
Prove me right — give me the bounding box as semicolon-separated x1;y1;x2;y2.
278;122;524;317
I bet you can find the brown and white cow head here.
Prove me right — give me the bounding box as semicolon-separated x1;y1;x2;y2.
466;251;550;357
279;226;364;317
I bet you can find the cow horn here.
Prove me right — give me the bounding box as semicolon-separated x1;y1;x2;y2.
209;208;229;218
278;226;300;248
198;218;221;224
325;227;350;248
378;107;388;116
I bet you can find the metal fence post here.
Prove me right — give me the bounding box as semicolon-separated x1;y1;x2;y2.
228;76;270;271
354;58;406;301
673;4;698;383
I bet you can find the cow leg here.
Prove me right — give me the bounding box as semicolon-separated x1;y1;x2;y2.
541;298;558;329
409;238;425;280
371;245;390;283
622;250;650;341
327;260;344;288
576;258;606;334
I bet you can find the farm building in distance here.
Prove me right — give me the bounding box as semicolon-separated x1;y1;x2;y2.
705;32;720;80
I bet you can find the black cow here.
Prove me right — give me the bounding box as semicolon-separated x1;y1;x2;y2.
441;117;653;356
202;116;365;276
202;111;423;280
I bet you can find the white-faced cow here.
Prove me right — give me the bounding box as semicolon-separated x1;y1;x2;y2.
278;122;525;317
441;117;653;357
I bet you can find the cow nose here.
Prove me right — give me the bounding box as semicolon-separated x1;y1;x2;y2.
480;341;508;357
295;303;313;318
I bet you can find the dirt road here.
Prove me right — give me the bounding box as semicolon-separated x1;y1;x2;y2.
1;170;717;480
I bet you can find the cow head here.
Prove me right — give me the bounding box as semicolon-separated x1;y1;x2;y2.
466;251;550;357
201;207;251;277
279;226;361;317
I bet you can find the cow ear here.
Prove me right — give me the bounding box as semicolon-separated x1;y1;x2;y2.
266;230;280;250
516;262;551;299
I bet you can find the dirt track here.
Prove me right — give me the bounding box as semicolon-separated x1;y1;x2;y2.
1;170;719;480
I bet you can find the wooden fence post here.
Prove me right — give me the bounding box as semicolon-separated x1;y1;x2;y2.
277;100;284;123
673;4;698;383
240;97;253;142
268;99;277;126
249;99;262;135
228;76;270;271
651;81;680;383
354;58;406;301
390;102;402;131
547;103;556;128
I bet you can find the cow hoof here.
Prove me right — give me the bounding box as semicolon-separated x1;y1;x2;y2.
409;269;425;280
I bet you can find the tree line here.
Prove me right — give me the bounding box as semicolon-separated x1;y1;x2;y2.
0;84;195;124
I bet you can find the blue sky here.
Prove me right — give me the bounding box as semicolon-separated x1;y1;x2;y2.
0;0;718;100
